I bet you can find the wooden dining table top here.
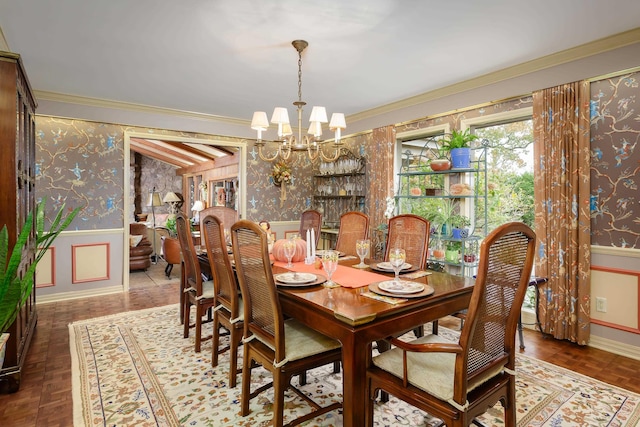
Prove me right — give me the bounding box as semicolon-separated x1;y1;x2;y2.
272;257;474;326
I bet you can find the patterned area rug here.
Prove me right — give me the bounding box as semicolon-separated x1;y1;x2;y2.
70;305;640;426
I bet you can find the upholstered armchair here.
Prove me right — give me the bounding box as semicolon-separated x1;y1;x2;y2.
129;223;153;271
161;235;181;278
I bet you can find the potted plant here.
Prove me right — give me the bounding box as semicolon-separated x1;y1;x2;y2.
0;201;79;365
441;129;478;169
445;240;462;263
449;214;471;239
463;240;479;264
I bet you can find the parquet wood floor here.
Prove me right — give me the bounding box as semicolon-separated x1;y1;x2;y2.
1;263;639;426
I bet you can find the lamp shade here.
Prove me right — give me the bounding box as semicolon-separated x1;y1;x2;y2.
282;123;293;136
329;113;346;130
308;121;323;137
251;111;269;130
309;106;328;123
270;107;290;124
162;191;181;203
147;191;162;207
191;200;205;212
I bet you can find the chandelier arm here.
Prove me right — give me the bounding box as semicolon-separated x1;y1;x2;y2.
319;144;342;162
305;136;319;161
257;144;280;162
280;142;292;161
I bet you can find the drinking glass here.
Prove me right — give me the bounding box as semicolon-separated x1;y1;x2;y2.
283;238;296;268
388;248;406;285
355;239;370;268
321;250;339;288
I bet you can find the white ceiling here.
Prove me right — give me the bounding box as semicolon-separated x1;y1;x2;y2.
1;0;640;138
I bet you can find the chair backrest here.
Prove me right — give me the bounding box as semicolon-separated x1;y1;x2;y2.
231;220;285;362
384;214;430;270
175;212;204;296
200;206;239;233
299;209;322;246
453;222;536;405
202;213;240;319
335;211;370;256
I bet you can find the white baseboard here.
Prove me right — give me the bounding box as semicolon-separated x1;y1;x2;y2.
37;285;123;304
521;308;640;361
588;335;640;361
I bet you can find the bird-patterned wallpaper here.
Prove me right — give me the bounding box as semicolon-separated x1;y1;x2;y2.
589;71;640;248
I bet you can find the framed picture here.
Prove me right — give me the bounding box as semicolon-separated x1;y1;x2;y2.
284;230;299;239
215;187;226;206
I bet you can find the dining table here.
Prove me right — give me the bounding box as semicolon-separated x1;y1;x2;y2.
272;256;475;427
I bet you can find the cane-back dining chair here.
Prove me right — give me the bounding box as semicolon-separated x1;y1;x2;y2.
384;214;430;270
202;213;243;388
335;211;369;256
365;222;536;427
200;206;239;234
176;212;215;353
382;213;431;344
299;209;322;247
231;220;342;427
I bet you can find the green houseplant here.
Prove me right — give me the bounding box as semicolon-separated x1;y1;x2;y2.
450;214;471;239
0;201;80;335
441;129;478;169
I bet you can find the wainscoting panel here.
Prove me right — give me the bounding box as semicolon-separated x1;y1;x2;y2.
72;243;111;283
591;265;640;333
36;247;55;287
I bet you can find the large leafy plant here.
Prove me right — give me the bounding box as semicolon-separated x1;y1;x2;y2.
0;201;80;333
441;129;478;150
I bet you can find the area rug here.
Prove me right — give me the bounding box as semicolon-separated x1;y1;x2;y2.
70;305;640;426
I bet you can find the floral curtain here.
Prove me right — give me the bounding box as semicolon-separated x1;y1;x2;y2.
368;125;396;258
532;81;591;345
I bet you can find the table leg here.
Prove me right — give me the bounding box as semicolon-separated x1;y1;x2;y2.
340;334;370;427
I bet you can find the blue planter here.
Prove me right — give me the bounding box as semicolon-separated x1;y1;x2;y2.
452;228;463;239
450;147;471;169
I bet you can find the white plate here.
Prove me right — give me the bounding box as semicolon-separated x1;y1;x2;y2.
274;272;317;284
315;250;346;257
375;262;412;271
378;280;425;294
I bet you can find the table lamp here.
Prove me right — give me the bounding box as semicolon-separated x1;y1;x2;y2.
163;191;182;216
191;200;205;224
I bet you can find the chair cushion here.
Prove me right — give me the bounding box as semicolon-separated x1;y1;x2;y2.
283;319;340;362
219;297;244;323
372;334;505;405
247;318;340;363
188;280;215;300
130;235;143;247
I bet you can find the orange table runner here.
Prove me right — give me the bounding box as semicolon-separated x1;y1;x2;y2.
272;261;390;288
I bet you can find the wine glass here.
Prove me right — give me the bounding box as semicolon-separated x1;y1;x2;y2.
388;248;406;286
355;239;370;268
283;238;296;268
321;250;339;288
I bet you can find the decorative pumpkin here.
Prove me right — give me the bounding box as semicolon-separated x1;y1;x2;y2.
272;238;307;262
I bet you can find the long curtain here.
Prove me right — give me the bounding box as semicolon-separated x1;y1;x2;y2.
368;125;396;258
532;81;591;345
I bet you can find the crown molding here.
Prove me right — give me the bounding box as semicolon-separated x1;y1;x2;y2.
34;89;250;126
347;27;640;124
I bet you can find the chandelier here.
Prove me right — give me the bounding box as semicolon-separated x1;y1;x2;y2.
250;40;346;162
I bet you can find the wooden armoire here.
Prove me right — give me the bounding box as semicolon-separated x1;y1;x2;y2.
0;51;37;393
